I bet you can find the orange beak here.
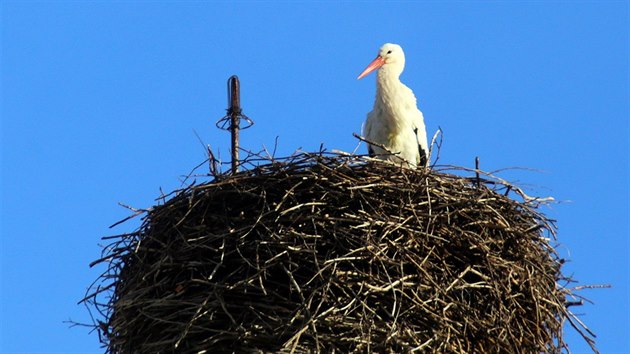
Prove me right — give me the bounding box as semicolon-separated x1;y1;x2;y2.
357;56;386;79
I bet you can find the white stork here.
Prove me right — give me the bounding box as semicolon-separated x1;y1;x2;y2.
358;43;429;168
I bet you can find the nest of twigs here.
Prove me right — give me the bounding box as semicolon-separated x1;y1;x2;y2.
84;152;596;353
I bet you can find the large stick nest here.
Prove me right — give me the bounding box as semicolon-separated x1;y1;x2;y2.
84;152;595;353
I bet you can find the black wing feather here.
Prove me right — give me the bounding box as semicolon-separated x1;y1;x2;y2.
414;127;428;167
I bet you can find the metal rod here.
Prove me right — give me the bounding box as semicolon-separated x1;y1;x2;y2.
228;76;240;173
216;75;253;175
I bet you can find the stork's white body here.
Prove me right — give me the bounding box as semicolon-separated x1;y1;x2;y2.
358;44;428;168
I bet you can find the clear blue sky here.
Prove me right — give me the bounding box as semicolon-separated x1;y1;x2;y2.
1;1;628;353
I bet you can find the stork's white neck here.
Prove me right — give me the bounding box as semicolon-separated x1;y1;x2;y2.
376;65;404;106
377;62;402;81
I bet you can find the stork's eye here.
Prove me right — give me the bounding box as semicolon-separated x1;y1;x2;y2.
387;50;392;54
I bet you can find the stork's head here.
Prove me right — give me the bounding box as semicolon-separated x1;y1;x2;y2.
357;43;406;80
